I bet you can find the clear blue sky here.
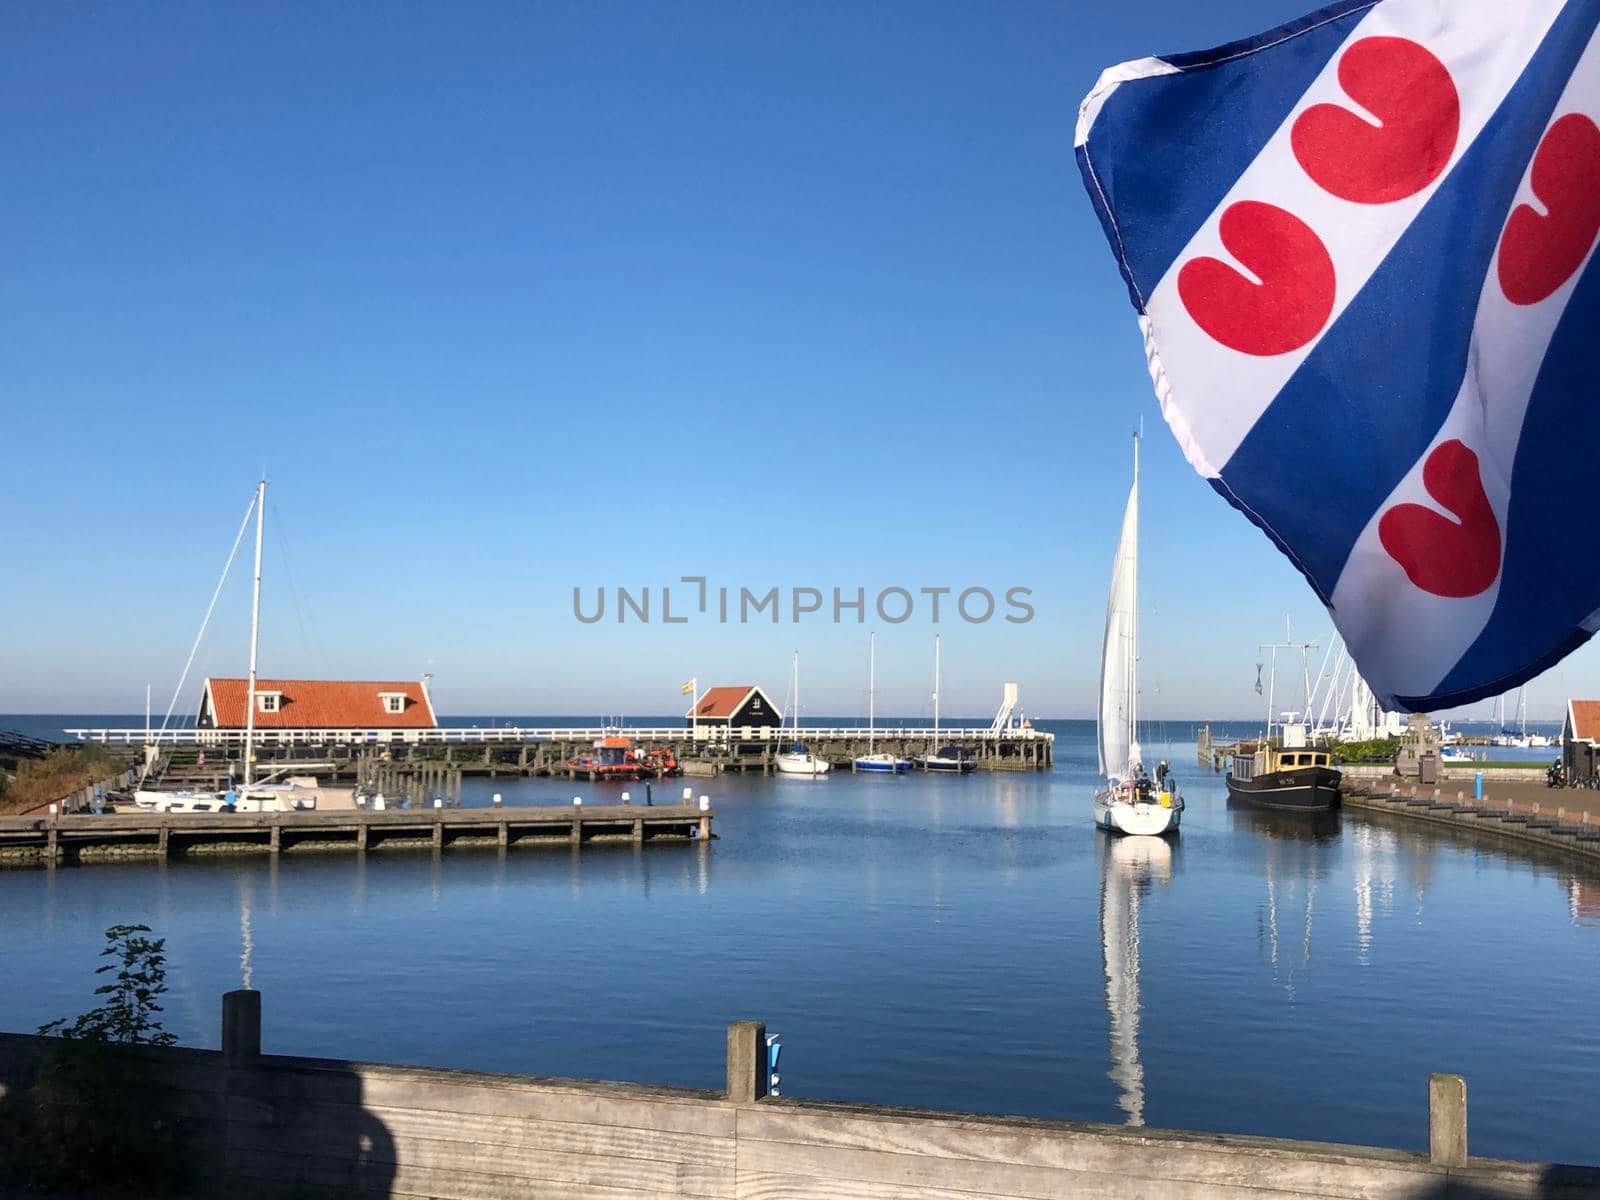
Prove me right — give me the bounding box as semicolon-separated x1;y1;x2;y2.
2;1;1592;722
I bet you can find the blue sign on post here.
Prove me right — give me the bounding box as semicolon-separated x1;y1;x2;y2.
1475;771;1484;801
766;1035;782;1098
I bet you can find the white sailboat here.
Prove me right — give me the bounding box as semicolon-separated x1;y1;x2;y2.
1093;433;1182;836
854;632;909;773
776;652;831;776
919;635;974;772
135;480;316;815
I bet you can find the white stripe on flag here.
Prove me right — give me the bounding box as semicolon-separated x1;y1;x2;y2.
1331;25;1600;706
1141;0;1566;479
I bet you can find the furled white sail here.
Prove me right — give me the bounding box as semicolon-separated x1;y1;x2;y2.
1098;439;1140;783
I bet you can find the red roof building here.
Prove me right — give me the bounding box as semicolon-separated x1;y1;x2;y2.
686;685;781;728
1562;700;1600;781
198;678;438;730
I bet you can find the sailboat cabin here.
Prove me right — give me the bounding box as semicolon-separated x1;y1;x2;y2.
685;685;782;730
198;678;439;730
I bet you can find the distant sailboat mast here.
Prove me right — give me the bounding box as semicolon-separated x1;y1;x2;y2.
243;479;266;790
868;632;876;754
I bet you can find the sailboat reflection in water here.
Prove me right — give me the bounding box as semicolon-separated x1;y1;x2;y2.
1098;832;1172;1126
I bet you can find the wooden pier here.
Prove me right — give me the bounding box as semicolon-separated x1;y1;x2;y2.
67;724;1054;787
0;803;711;867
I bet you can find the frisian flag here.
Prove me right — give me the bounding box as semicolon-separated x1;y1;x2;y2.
1076;0;1600;712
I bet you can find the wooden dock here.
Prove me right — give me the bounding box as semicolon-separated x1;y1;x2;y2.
0;803;711;867
1342;779;1600;865
67;724;1054;789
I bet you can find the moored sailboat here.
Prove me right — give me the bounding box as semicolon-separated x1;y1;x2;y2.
1093;433;1181;836
854;633;910;774
918;635;974;772
776;653;831;776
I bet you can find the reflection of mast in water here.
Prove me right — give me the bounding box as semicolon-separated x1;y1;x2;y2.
1099;834;1171;1127
1349;822;1398;966
1231;804;1336;993
238;876;254;990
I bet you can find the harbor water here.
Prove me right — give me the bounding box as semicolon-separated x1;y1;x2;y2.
1;718;1595;1164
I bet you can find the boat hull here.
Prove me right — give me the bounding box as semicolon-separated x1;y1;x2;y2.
1094;795;1181;837
776;755;831;776
1225;766;1341;812
855;758;910;773
922;758;975;773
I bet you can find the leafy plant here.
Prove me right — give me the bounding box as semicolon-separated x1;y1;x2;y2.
1;925;187;1194
39;924;177;1046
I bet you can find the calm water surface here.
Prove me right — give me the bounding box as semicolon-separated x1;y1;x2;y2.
2;720;1596;1164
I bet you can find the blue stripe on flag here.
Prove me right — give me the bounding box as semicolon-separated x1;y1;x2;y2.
1215;1;1600;605
1076;0;1371;310
1418;253;1600;710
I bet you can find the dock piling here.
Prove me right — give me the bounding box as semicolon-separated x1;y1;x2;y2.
1429;1074;1468;1166
725;1020;767;1103
222;989;261;1066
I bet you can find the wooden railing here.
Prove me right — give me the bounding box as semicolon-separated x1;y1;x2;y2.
64;725;1054;748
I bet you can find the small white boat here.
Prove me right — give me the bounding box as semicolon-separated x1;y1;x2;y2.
776;752;831;776
1093;433;1181;837
134;789;225;813
853;634;909;774
776;654;831;776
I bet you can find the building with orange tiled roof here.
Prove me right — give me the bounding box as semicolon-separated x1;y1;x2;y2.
685;685;781;730
1562;699;1600;782
198;678;438;730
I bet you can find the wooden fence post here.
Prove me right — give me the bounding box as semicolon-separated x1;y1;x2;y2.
223;990;261;1066
726;1021;766;1103
1429;1074;1467;1167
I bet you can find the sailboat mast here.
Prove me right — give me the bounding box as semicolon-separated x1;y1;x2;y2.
933;634;941;742
1128;432;1139;762
243;479;266;789
868;632;876;753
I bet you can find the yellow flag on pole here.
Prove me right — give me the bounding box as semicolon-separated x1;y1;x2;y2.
680;679;695;695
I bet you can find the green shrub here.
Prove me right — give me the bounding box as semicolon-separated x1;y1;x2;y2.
0;925;188;1195
1335;738;1400;764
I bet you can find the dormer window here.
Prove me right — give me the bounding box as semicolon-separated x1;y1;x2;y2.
379;692;407;715
257;692;282;713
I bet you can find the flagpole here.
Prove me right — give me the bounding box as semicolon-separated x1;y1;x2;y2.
691;678;698;742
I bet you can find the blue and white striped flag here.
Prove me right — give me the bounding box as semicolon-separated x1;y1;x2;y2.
1077;0;1600;711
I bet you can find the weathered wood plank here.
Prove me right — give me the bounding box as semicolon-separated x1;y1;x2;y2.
227;1096;735;1169
227;1062;735;1138
735;1170;1035;1200
229;1125;733;1197
734;1107;1449;1198
735;1137;1463;1200
231;1146;700;1199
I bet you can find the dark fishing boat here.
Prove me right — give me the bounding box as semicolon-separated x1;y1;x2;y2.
1225;740;1341;812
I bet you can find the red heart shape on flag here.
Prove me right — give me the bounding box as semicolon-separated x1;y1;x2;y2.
1498;113;1600;306
1377;440;1501;599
